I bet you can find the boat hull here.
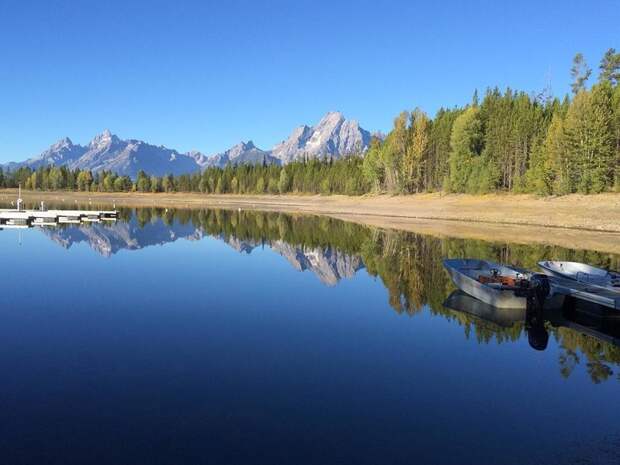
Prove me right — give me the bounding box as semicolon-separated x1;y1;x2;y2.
538;261;607;281
539;261;620;292
444;259;527;309
444;259;565;310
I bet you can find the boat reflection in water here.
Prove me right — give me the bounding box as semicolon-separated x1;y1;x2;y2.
3;204;620;384
2;205;620;464
444;290;619;354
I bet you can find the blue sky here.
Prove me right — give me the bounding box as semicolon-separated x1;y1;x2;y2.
0;0;618;162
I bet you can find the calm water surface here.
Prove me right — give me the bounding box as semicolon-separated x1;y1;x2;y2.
1;207;619;465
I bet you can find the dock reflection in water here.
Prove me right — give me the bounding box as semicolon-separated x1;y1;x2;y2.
6;205;620;381
1;205;619;465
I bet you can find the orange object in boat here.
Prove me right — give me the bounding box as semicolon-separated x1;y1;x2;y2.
478;275;521;287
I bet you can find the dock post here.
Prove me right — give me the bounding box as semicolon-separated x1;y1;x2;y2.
17;184;23;212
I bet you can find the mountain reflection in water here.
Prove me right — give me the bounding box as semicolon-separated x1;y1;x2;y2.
21;207;620;384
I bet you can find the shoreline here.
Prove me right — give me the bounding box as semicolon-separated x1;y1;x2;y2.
3;189;620;254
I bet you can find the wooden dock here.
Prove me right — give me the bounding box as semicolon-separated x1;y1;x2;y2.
0;208;117;228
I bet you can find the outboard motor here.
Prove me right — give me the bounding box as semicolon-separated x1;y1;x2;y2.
528;273;551;310
515;273;549;309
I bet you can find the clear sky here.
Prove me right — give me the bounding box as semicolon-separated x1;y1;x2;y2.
0;0;618;162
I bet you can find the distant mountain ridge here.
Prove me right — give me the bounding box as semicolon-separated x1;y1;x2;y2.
272;111;371;164
4;129;202;178
4;112;373;177
203;141;280;168
194;111;372;168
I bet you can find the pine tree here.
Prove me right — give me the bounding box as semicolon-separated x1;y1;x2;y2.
427;108;459;191
479;88;509;190
103;174;115;192
524;135;552;194
403;108;429;193
510;93;544;191
278;169;290;194
76;170;93;191
381;112;409;192
571;53;592;95
599;48;620;85
48;167;63;190
590;82;615;192
564;85;614;193
362;137;384;192
255;177;265;194
528;114;565;194
162;175;174;192
448;107;482;192
612;84;620;191
150;176;160;193
113;176;125;191
136;170;151;192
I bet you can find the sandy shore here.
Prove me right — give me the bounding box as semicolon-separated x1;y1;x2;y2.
3;189;620;254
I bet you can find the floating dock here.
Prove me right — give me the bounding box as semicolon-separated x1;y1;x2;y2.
0;208;117;228
551;276;620;311
1;188;116;228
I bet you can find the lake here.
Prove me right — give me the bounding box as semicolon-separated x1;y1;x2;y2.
1;207;619;465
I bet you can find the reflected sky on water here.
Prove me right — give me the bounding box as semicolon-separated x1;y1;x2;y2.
1;207;619;465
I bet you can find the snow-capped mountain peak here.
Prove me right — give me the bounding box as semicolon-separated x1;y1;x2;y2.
5;112;373;176
271;111;370;163
89;129;120;149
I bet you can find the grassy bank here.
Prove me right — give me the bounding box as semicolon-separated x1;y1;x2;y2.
2;189;620;254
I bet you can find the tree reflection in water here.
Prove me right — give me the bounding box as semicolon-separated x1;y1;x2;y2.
29;205;620;384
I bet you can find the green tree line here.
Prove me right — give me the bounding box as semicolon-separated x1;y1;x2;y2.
0;157;369;195
1;48;618;196
364;48;620;195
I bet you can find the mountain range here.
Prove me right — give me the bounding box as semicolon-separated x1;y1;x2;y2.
5;112;372;178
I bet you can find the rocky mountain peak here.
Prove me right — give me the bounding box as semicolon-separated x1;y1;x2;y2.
187;150;209;167
271;111;371;163
90;129;119;148
290;125;313;143
316;111;345;128
50;137;75;150
229;140;256;155
205;140;279;168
